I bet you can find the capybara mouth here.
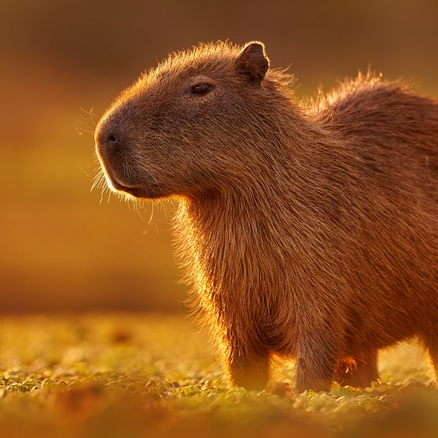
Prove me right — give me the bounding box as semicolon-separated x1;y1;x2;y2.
96;150;162;199
107;175;164;199
116;184;159;199
109;178;139;195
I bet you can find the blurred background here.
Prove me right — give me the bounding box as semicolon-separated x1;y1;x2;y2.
1;0;437;313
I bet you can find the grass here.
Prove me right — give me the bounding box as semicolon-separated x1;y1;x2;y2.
0;314;437;438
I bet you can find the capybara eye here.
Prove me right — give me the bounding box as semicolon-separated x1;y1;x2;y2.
190;83;212;95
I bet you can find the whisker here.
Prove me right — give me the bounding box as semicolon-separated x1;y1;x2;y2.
90;171;103;192
147;200;155;225
77;107;100;137
80;107;100;126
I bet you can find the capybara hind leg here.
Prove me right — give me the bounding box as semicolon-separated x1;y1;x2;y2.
336;351;379;387
226;349;270;390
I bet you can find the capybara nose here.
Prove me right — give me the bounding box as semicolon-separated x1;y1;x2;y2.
96;123;123;157
103;131;120;149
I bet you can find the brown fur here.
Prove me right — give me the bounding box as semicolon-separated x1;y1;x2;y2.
94;41;438;392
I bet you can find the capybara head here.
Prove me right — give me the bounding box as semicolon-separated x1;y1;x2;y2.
95;42;294;199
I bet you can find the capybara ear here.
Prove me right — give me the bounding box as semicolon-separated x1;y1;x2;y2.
235;42;270;84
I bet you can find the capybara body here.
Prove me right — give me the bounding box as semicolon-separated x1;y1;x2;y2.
95;41;438;392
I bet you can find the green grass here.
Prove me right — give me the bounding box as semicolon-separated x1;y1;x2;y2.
0;314;437;438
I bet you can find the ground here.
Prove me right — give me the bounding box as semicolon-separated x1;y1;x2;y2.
0;313;437;438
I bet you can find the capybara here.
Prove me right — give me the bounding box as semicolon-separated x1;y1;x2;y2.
94;41;438;392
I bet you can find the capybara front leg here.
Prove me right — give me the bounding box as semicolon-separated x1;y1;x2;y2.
295;338;339;393
226;347;270;391
336;350;379;387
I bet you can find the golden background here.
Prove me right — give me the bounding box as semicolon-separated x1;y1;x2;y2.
1;0;437;313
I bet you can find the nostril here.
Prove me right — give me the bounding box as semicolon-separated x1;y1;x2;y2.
100;130;123;152
96;121;123;154
106;133;118;144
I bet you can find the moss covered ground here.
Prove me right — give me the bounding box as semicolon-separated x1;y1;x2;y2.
0;313;437;438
